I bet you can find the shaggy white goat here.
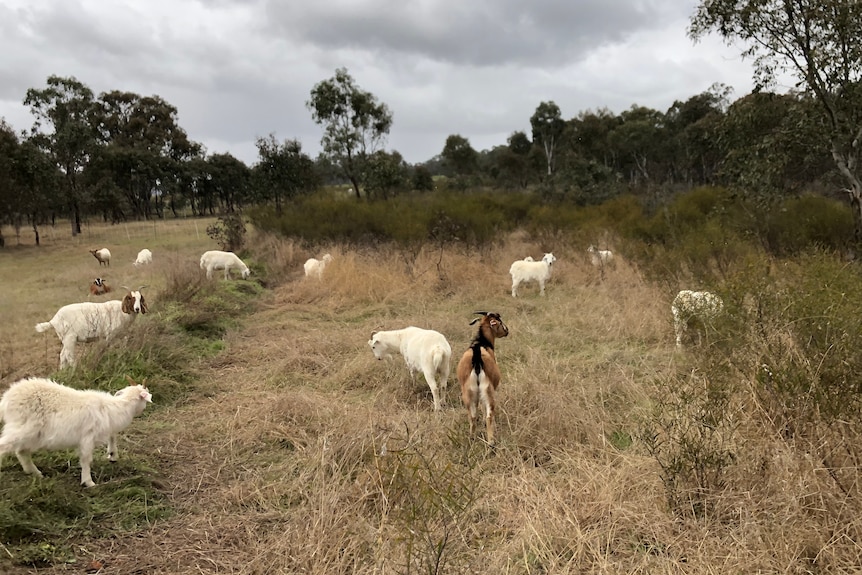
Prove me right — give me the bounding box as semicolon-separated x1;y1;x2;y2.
35;288;148;368
90;248;111;266
672;290;724;347
304;253;333;279
200;250;250;280
368;326;452;412
133;248;153;266
509;252;557;297
0;376;152;487
587;245;614;267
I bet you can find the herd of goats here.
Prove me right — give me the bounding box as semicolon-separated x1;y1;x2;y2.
0;243;723;487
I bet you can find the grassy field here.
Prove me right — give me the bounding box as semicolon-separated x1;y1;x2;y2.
0;218;860;573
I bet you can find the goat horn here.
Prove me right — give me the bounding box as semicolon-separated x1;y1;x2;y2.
473;311;488;316
120;285;130;291
137;285;148;291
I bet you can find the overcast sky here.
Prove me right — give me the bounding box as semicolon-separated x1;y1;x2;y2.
0;0;763;166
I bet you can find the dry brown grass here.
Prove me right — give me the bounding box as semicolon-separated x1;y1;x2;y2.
2;222;862;573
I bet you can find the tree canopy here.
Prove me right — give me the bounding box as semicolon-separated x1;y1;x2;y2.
306;67;393;199
690;0;862;239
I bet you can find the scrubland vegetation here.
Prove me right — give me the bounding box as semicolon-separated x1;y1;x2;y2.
0;188;861;574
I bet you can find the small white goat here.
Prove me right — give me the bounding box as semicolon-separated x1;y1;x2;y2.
587;245;614;267
304;253;333;279
200;250;251;280
90;248;111;266
0;375;152;487
133;248;153;266
35;288;148;368
368;326;452;412
672;290;724;347
509;252;557;297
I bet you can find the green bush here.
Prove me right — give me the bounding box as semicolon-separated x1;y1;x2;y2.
763;195;853;255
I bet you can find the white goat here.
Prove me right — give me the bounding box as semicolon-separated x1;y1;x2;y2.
672;290;725;347
200;250;251;280
304;253;333;279
368;327;452;412
587;245;614;267
35;288;148;368
133;248;153;266
90;248;111;266
0;376;152;487
509;252;557;297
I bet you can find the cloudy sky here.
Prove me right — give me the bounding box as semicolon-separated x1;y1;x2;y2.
0;0;762;166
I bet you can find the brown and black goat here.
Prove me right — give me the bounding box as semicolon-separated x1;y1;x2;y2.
456;311;509;445
89;277;111;296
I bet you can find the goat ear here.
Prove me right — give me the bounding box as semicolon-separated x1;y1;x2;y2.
121;294;133;314
140;295;148;314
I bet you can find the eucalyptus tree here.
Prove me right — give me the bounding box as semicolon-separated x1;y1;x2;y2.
664;85;731;185
717;91;830;198
441;134;478;176
364;150;408;200
530;101;565;176
307;68;393;199
566;108;620;171
205;153;251;213
93;90;200;218
24;75;99;235
691;0;862;239
0;122;58;244
488;131;534;189
608;105;667;185
0;120;20;245
254;134;318;212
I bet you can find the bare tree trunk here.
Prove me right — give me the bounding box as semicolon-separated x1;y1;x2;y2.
833;131;862;242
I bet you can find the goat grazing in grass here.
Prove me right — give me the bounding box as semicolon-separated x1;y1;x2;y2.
672;290;724;347
509;252;557;297
133;248;153;266
200;250;250;280
457;311;509;445
587;245;614;267
89;277;111;296
0;375;152;487
368;326;452;412
90;248;111;267
35;288;148;368
304;253;333;279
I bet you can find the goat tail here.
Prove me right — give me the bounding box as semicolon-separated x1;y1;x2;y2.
35;321;52;333
471;344;483;378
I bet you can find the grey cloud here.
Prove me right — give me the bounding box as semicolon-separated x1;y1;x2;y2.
0;0;755;166
261;0;680;68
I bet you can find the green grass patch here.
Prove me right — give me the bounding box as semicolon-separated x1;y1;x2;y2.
0;456;170;568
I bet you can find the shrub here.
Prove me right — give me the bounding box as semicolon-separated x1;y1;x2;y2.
763;195;853;255
206;213;247;252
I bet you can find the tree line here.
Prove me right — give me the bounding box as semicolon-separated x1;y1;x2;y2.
1;0;860;246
